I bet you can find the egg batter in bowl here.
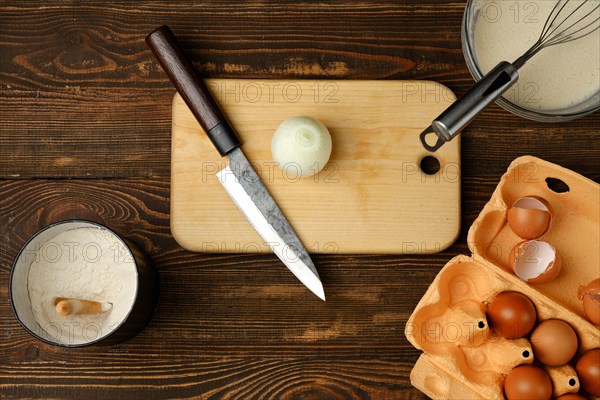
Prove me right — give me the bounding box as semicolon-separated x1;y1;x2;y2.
463;0;600;120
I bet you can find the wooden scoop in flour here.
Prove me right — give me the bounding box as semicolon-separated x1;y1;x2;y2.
54;297;112;316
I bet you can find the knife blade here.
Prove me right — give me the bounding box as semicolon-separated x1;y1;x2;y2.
146;25;325;300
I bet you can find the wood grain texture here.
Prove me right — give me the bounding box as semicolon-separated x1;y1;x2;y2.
171;82;460;254
1;0;599;399
1;1;598;180
0;178;474;399
146;26;232;135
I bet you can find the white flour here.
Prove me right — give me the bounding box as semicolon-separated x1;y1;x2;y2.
472;0;600;111
27;226;137;345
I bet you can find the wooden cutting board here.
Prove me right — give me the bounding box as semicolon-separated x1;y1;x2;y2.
171;80;460;254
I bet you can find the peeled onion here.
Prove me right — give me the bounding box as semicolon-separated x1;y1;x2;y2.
271;116;332;178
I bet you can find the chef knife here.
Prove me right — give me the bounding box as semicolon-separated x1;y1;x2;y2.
146;26;325;301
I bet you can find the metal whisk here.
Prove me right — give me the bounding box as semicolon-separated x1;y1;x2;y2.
514;0;600;68
420;0;600;152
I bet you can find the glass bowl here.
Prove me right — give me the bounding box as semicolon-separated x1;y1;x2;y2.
461;0;600;122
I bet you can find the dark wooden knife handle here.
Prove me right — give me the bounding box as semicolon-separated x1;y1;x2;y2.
146;25;240;156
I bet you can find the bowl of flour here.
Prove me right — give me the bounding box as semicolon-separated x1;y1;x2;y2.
10;220;159;346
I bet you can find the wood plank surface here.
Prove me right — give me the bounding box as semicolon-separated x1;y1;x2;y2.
1;0;599;399
171;82;460;254
1;1;598;180
0;178;476;399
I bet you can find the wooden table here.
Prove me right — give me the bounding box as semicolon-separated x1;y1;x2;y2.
1;1;598;399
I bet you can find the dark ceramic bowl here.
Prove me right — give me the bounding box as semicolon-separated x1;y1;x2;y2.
10;220;159;347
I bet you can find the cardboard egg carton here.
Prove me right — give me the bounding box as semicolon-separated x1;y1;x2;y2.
405;156;600;399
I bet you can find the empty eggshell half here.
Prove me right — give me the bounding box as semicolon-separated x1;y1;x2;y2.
507;196;552;239
509;240;561;284
578;278;600;326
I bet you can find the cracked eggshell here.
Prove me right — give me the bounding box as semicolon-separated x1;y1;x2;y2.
509;240;561;284
578;278;600;326
507;196;552;240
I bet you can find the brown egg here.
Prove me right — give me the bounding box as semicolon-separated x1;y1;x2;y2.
487;291;537;339
531;319;578;366
578;278;600;326
509;240;561;284
507;196;552;239
556;394;587;400
504;365;553;400
575;348;600;396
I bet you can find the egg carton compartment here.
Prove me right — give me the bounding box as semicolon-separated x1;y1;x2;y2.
405;156;600;400
468;156;599;319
